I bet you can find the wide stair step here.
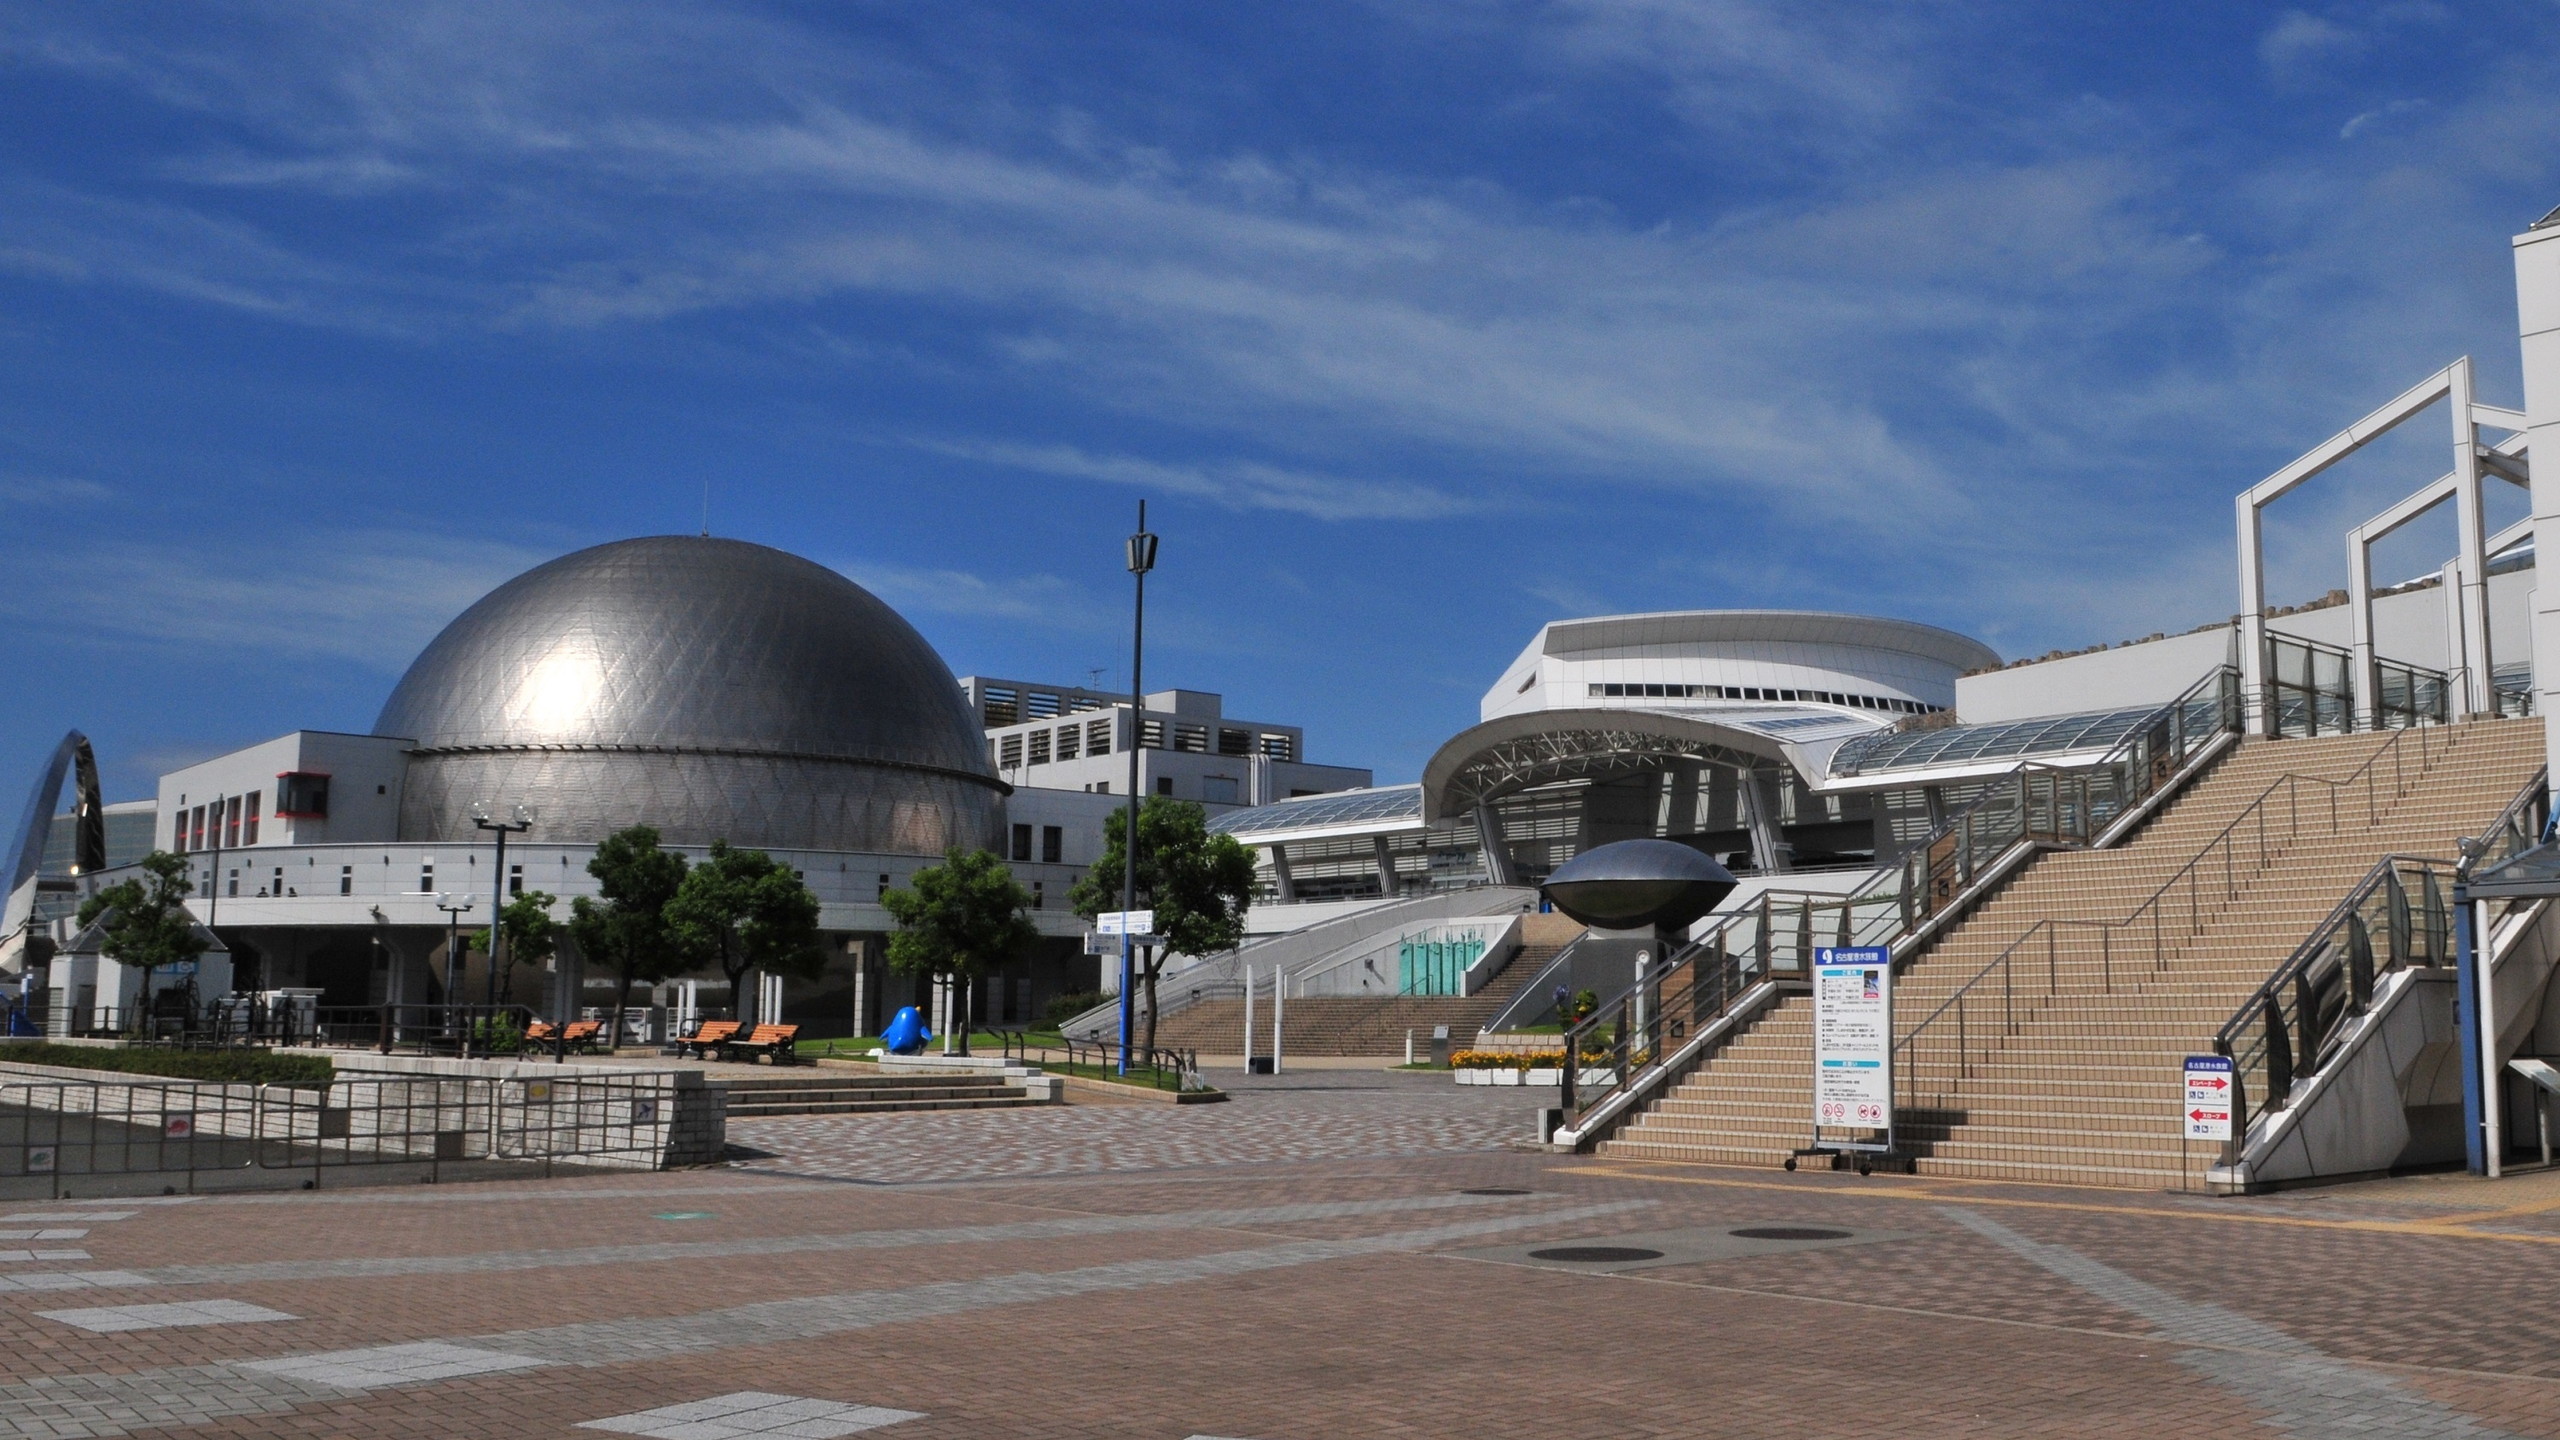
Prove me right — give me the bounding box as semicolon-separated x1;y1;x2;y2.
1598;719;2543;1190
715;1072;1037;1117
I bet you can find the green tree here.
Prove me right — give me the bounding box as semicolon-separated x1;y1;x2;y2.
882;847;1038;1057
666;841;823;1027
1067;796;1256;1054
471;890;562;1008
568;825;691;1047
75;851;204;1031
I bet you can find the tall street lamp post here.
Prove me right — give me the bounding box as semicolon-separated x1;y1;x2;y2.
470;805;532;1010
434;893;475;1024
1120;501;1157;1076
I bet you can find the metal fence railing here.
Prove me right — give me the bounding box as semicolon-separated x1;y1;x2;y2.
999;1032;1204;1091
1550;667;2247;1138
1894;718;2463;1123
0;1068;686;1199
2215;767;2549;1142
47;1002;566;1060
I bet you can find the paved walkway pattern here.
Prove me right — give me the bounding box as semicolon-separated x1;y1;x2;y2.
0;1067;2551;1436
727;1070;1529;1182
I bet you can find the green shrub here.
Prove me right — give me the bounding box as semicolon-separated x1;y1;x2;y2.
0;1042;334;1088
469;1016;525;1054
1042;990;1105;1028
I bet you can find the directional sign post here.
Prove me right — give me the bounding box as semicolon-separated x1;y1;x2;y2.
1097;910;1156;940
2183;1055;2233;1142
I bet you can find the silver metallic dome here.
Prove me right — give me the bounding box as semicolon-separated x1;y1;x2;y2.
375;536;1002;853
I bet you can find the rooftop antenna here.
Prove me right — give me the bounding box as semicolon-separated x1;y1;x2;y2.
1087;667;1106;692
700;478;711;538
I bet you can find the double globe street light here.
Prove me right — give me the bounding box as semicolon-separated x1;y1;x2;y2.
468;803;534;1009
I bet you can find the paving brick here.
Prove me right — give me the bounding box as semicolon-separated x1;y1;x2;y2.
0;1068;2539;1438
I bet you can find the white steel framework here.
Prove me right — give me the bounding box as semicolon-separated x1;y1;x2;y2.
2238;358;2531;733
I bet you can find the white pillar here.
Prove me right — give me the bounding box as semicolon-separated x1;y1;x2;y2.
2238;492;2270;735
1272;968;1284;1073
2442;559;2467;709
2450;357;2495;717
1242;964;1255;1064
2517;213;2560;774
2480;899;2504;1179
2348;534;2378;730
849;941;867;1038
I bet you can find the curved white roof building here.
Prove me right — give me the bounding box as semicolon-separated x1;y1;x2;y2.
1218;609;2002;903
1481;610;1997;724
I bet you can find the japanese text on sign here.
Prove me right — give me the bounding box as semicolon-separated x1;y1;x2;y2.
1813;946;1893;1130
2183;1055;2232;1142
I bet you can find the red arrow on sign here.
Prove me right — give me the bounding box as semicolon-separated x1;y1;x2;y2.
2188;1109;2226;1122
2189;1077;2228;1090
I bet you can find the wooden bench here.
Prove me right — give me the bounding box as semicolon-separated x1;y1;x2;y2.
725;1023;801;1065
561;1019;604;1054
523;1020;563;1046
674;1019;742;1060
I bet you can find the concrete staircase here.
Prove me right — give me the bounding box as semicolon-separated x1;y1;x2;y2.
1603;719;2545;1189
1146;947;1556;1057
714;1071;1038;1117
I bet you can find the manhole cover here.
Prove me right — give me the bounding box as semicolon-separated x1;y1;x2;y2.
1461;1187;1531;1196
1729;1226;1850;1241
1528;1245;1664;1263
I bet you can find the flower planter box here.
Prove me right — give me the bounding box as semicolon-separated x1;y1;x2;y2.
1457;1067;1606;1087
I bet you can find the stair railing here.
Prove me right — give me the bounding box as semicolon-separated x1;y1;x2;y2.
1893;718;2465;1112
1553;667;2246;1135
1556;934;1755;1129
2214;767;2548;1137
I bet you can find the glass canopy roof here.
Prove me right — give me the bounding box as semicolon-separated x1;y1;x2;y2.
1210;784;1425;839
1828;695;2219;778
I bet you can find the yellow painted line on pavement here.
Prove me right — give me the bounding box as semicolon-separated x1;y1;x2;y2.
1553;1162;2560;1246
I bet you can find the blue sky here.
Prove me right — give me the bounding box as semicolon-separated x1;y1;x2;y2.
4;2;2558;803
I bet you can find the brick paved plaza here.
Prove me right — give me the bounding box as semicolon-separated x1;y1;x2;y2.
0;1068;2554;1439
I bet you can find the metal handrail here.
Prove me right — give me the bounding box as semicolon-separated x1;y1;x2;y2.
1552;667;2246;1133
1001;1031;1203;1091
2214;766;2549;1134
1894;717;2460;1106
1557;934;1753;1126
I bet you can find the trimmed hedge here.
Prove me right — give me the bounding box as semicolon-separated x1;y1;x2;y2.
0;1042;334;1088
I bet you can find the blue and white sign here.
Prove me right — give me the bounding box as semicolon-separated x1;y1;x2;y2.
2183;1055;2233;1141
1812;946;1893;1130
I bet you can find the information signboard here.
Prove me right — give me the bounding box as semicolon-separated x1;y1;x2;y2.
1812;945;1893;1135
1097;910;1155;937
2183;1055;2233;1141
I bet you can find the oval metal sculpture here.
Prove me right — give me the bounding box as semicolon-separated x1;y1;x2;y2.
1540;839;1738;932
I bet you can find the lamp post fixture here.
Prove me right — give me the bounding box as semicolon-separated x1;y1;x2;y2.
1120;501;1157;1075
469;805;533;1010
434;892;475;1022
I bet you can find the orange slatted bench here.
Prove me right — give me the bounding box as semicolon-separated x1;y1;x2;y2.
675;1020;742;1059
726;1023;801;1065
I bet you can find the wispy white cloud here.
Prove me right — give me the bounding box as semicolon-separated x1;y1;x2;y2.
834;559;1109;631
0;530;545;670
1;2;2554;660
2260;11;2364;85
2339;98;2429;139
0;474;112;505
914;438;1471;522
